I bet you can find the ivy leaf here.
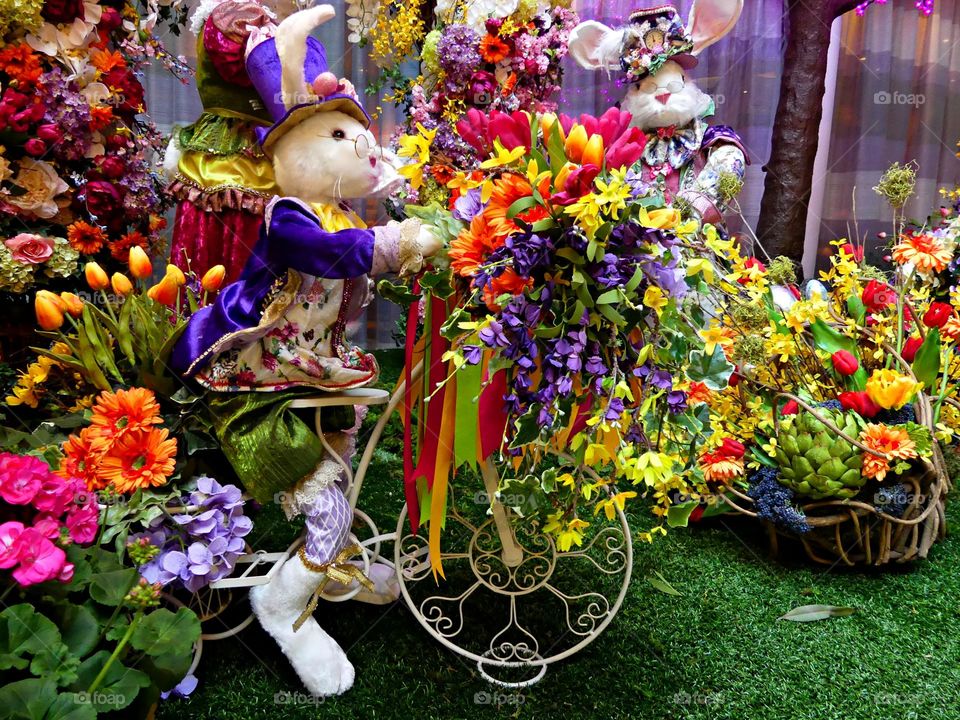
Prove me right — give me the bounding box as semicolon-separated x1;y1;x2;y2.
686;346;734;390
130;608;200;659
376;278;419;307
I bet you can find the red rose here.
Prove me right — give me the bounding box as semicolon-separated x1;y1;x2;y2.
96;155;126;179
83;180;125;224
102;67;145;117
861;279;896;313
901;336;923;363
839;391;881;418
41;0;86;24
98;6;122;31
717;438;745;459
781;399;799;416
923;302;953;329
831;350;860;376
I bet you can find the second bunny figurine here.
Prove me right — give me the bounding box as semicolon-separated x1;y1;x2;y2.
171;5;439;697
569;1;748;227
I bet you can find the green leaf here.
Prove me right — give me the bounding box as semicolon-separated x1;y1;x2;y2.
378;276;421;306
912;328;941;391
0;605;62;672
778;604;856;622
686;347;735;391
0;678;57;720
130;608;200;658
506;196;537;220
666;501;699;528
57;606;99;659
810;319;867;390
88;568;137;607
595;289;620;305
846;294;866;326
43;693;96;720
71;651;149;712
646;571;682;596
596;302;625;325
546;119;566;179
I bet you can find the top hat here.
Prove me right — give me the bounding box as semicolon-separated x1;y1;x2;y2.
246;34;371;156
621;5;697;82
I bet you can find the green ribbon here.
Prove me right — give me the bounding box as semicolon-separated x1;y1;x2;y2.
454;361;483;469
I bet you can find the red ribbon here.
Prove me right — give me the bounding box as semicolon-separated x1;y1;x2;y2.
478;369;509;460
402;287;420;531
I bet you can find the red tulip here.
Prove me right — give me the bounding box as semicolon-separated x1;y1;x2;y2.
923;301;953;329
718;438;745;459
781;399;799;416
839;391;881;419
901;336;923;363
455;109;490;155
831;350;860;376
736;257;766;284
861;279;896;313
840;242;864;262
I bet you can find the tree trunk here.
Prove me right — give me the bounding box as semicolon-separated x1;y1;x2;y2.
755;0;837;263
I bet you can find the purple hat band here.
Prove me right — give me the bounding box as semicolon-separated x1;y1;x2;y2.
246;36;371;151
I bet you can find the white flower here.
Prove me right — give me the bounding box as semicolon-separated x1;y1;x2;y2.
5;160;70;220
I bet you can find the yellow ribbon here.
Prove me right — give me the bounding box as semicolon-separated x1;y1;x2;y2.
292;544;375;632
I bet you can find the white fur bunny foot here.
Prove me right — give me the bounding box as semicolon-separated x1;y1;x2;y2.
323;559;399;605
250;557;354;696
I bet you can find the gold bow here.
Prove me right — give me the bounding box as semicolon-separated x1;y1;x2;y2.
292;544;375;632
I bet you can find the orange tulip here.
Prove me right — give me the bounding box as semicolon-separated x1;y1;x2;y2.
201;265;226;292
111;272;133;296
147;275;179;306
85;262;109;291
553;162;576;193
564;124;588;163
581;134;605;168
165;264;186;286
35;292;64;331
128;246;153;279
59;292;84;318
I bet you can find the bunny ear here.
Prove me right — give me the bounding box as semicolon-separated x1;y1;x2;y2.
687;0;743;56
277;4;335;110
568;21;624;71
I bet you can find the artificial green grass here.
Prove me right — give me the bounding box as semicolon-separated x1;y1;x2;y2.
156;350;960;720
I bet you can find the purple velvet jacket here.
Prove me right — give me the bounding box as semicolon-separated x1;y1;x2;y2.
172;198;377;377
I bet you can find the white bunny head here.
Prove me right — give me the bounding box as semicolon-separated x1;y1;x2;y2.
569;1;743;130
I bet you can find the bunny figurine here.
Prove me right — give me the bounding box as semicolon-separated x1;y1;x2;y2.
171;5;439;696
569;1;748;226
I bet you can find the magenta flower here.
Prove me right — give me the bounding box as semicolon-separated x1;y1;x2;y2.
10;528;68;586
0;452;47;505
32;514;62;541
0;521;25;568
66;503;99;545
32;474;72;515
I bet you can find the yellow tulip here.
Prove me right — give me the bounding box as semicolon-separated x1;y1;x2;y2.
642;207;682;230
564;124;588;163
111;272;133;296
553;162;576;193
865;369;922;410
59;292;84;318
35;291;64;331
165;264;186;286
539;113;565;144
128;246;153;279
581;134;605;168
85;262;109;291
147;275;180;306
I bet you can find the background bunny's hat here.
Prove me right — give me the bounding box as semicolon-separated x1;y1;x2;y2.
245;6;370;155
569;0;743;80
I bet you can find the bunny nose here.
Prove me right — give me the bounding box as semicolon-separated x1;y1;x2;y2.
369;156;377;168
655;92;671;105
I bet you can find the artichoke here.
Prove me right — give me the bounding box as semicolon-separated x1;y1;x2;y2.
775;410;864;500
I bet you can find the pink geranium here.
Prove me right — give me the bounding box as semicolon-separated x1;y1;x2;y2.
66;502;99;544
0;452;47;505
10;528;67;586
0;521;25;568
32;473;72;515
32;514;62;541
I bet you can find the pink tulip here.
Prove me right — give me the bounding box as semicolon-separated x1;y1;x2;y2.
487;110;531;151
456;108;490;154
606;127;647;170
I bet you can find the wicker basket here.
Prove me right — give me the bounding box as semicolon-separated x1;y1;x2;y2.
721;388;950;568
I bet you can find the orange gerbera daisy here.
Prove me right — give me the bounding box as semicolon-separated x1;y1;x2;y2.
479;34;511;63
699;451;744;484
859;423;917;481
942;314;960;342
90;387;163;443
686;381;712;406
0;43;42;85
91;48;126;73
891;233;952;273
67;221;107;254
110;230;149;262
97;427;177;493
482;268;533;311
60;426;109;491
449;213;500;278
89;105;114;132
484;174;550;240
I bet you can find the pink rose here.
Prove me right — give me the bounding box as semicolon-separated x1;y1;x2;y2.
4;233;54;265
32;514;62;541
0;521;25;568
66;503;99;545
33;474;71;515
0;452;47;505
11;528;66;586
